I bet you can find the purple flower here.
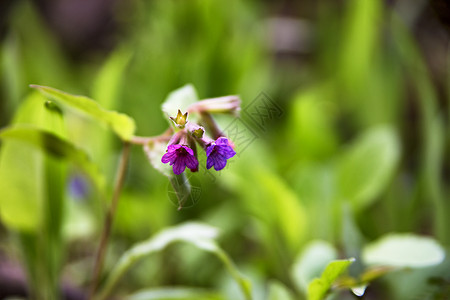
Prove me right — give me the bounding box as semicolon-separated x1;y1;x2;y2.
206;137;236;171
162;144;199;175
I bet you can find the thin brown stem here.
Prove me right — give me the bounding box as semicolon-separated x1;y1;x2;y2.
129;128;174;145
88;142;131;299
129;135;171;145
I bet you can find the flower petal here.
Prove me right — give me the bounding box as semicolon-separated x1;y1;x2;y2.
212;154;227;171
206;156;214;169
206;144;215;157
185;154;199;170
172;158;187;175
167;144;182;152
161;151;177;164
217;145;236;159
182;145;194;156
216;137;229;145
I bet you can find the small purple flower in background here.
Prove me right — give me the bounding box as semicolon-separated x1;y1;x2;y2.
69;175;89;199
162;144;199;175
206;137;236;171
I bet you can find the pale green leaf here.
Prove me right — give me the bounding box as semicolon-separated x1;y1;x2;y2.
126;287;224;300
30;85;136;140
336;126;400;210
307;258;355;300
0;92;63;231
92;48;132;109
0;139;43;230
291;241;338;292
161;84;199;120
267;281;295;300
362;234;445;268
0;125;105;192
96;223;251;300
254;169;308;253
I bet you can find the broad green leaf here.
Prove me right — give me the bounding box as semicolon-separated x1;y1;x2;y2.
96;223;251;300
0;138;43;230
291;241;338;292
255;169;308;253
289;85;338;161
0;125;105;192
338;0;382;102
0;91;68;298
307;258;355;300
88;47;133;173
126;287;224;300
267;281;295;300
161;84;199;120
221;144;307;256
0;93;63;231
92;48;132;109
362;234;445;268
336;126;400;210
30;85;136;141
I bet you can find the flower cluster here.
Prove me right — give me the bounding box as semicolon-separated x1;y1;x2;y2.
161;97;239;175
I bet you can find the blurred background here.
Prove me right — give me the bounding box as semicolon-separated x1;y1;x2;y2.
0;0;449;299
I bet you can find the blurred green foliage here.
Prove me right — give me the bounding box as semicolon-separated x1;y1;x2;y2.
0;0;449;299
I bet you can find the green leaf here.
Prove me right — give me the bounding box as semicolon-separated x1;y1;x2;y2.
307;258;355;300
289;85;338;161
0;92;62;231
362;234;445;268
0;125;105;192
0;91;68;298
126;287;224;300
92;48;132;109
96;222;251;300
253;168;308;253
88;48;133;172
267;281;295;300
161;84;199;120
336;126;400;210
291;241;338;293
30;85;136;141
338;0;382;102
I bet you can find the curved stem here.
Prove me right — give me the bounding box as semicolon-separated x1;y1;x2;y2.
129;128;173;145
89;142;131;299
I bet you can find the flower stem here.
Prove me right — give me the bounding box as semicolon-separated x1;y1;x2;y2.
129;128;173;145
89;142;131;299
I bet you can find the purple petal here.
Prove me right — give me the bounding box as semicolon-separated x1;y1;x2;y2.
216;137;229;145
182;145;194;156
212;154;227;171
161;151;177;164
217;145;236;159
167;144;182;152
206;144;215;157
185;154;199;170
172;158;187;175
206;156;214;169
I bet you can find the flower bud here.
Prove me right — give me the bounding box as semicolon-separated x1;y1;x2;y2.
170;110;188;128
185;122;205;138
187;96;241;116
